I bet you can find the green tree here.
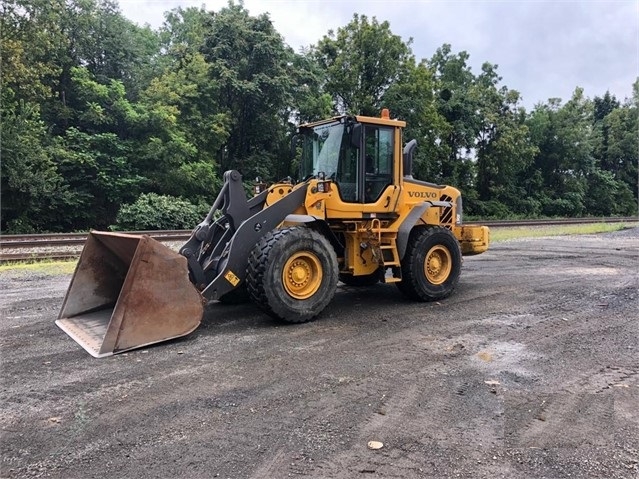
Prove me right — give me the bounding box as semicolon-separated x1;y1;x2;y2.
142;9;226;201
1;102;70;232
51;127;141;230
41;67;147;229
526;89;595;216
428;45;481;189
382;59;446;182
1;0;62;104
474;64;538;216
288;50;334;125
201;2;293;179
1;0;68;232
314;14;412;116
19;0;158;132
588;87;638;215
62;0;159;97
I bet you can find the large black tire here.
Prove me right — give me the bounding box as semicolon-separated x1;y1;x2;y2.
246;226;339;323
396;226;462;302
339;270;381;287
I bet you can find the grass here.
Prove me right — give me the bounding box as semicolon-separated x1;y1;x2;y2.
490;222;635;242
0;259;77;275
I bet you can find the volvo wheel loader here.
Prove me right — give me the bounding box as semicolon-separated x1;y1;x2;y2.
56;109;489;357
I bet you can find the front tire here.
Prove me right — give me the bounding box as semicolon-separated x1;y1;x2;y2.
246;226;338;323
396;226;462;301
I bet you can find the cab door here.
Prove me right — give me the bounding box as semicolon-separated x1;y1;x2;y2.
362;124;395;205
330;122;400;216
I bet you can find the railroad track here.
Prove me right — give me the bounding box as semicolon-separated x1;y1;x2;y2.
1;217;636;265
1;252;82;263
0;230;191;264
0;230;190;248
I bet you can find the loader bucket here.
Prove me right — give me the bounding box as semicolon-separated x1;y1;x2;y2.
56;232;204;358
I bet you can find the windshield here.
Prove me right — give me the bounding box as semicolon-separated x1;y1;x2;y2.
299;121;346;179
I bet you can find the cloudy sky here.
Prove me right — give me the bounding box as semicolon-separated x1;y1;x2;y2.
119;0;638;110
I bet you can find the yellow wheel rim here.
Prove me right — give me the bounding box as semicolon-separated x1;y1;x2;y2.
282;251;323;299
424;245;452;285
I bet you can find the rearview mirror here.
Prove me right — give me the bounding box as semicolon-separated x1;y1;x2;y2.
290;132;300;159
350;123;362;148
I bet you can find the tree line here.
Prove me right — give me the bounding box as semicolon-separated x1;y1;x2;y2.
2;0;637;233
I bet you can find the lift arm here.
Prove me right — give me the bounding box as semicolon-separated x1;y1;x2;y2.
180;170;309;301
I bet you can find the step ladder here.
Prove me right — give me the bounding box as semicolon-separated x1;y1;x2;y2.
371;219;402;283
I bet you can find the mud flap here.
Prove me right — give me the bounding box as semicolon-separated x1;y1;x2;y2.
56;232;204;358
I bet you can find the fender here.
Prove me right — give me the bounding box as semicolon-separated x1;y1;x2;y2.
284;214;319;223
285;215;344;257
397;201;452;259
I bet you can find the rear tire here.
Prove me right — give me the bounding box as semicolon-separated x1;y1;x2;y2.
247;227;338;323
396;226;461;301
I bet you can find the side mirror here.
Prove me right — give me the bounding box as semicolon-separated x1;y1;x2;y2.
403;139;417;179
350;123;362;148
290;132;300;159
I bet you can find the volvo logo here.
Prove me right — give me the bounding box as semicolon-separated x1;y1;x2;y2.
408;191;437;199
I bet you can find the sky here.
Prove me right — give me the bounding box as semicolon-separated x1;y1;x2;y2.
118;0;638;110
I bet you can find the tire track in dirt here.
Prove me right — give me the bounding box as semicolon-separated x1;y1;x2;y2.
504;392;616;448
562;365;639;395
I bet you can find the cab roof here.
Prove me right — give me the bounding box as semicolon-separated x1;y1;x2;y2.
299;110;406;129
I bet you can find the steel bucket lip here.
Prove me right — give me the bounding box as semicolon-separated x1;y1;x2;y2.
56;312;116;358
55;312;199;358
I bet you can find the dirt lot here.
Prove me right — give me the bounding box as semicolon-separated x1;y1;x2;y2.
1;228;638;478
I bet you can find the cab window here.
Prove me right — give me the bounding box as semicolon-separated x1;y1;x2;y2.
364;126;393;202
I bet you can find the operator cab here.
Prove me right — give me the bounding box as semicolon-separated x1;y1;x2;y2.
298;113;397;204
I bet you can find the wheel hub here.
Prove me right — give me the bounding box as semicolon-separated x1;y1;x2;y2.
424;245;452;285
291;264;308;284
283;251;322;299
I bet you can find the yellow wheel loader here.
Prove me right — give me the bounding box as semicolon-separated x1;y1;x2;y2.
56;110;489;357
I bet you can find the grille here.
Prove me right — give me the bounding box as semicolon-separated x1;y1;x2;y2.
439;194;453;229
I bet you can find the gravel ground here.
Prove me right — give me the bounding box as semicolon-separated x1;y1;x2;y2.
1;229;638;478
